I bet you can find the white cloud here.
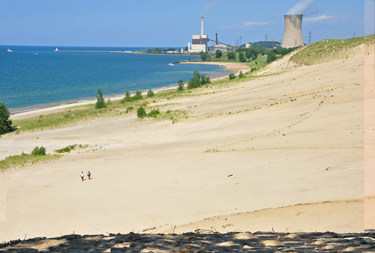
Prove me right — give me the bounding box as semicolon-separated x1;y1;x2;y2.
220;21;273;30
305;15;332;22
204;0;228;12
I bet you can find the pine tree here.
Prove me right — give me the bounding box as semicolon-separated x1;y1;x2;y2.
124;91;132;102
177;80;184;91
147;89;155;97
95;88;106;109
0;103;12;134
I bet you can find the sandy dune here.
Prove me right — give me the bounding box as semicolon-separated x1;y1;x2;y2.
0;49;368;242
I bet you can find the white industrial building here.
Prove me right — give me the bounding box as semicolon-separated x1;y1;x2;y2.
211;44;228;53
188;17;210;53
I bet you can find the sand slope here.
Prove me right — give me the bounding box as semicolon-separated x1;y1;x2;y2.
0;50;367;242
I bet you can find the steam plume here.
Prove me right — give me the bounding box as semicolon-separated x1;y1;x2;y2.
204;0;228;12
287;0;316;15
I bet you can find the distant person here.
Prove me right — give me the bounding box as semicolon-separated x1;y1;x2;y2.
87;171;91;180
80;171;84;181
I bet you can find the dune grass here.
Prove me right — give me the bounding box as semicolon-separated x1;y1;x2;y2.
54;144;89;153
12;89;196;133
0;153;61;172
13;105;117;133
291;35;373;65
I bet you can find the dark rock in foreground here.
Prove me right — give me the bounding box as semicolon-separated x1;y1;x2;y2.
1;231;374;252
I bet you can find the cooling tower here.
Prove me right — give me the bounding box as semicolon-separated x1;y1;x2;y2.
281;15;304;48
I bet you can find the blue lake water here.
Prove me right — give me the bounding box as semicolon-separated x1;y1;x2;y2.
0;46;230;113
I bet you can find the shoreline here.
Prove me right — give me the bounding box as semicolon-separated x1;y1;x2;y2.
10;61;249;120
56;50;140;54
181;61;251;73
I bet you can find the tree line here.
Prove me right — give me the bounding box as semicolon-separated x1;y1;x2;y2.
201;45;300;64
143;47;177;54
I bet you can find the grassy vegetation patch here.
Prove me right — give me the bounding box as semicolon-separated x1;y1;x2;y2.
55;144;77;153
13;105;115;134
159;110;189;121
55;144;89;153
0;152;61;171
292;35;372;65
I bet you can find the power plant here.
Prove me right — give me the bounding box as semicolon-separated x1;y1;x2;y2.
280;15;304;48
186;11;306;53
187;16;234;53
188;16;210;53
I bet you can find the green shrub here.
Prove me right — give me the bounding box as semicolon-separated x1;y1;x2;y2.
201;76;211;85
32;146;46;156
239;71;244;78
95;88;107;109
188;71;211;89
137;107;147;118
229;73;236;80
107;98;112;105
148;109;160;118
188;71;201;89
134;91;143;100
215;50;222;58
267;51;277;63
122;91;132;103
239;51;246;62
200;51;210;61
228;51;236;60
0;103;12;134
177;80;184;91
147;89;155;97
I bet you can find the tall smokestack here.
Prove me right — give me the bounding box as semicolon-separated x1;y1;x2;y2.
201;16;204;35
281;15;304;48
216;33;218;45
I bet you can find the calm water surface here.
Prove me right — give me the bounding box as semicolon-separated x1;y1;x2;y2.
0;46;230;113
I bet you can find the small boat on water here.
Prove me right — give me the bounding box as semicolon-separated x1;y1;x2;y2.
168;63;174;66
7;49;12;52
54;48;59;52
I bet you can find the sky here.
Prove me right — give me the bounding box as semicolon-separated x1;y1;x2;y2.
0;0;372;47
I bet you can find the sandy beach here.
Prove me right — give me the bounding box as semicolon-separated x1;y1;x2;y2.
181;61;251;72
0;46;371;243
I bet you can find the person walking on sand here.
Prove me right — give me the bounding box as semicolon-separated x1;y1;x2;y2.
80;171;84;181
87;171;91;180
